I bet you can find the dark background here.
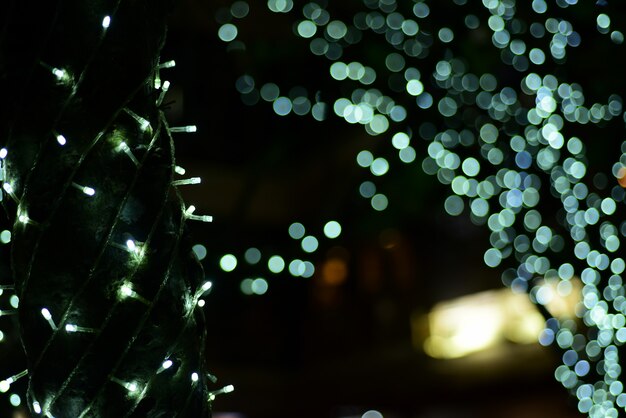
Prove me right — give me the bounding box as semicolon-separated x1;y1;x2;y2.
5;0;625;416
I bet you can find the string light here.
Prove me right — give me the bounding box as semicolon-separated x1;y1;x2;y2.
123;108;151;133
33;401;42;414
64;324;97;334
50;67;72;85
207;385;235;401
172;177;201;186
157;359;173;374
174;165;186;175
3;182;19;202
157;60;176;69
0;370;28;393
40;308;57;331
118;282;150;305
156;80;170;107
0;4;228;416
218;1;626;415
71;182;95;196
184;205;213;223
54;132;67;146
101;15;111;29
169;125;197;133
110;377;142;396
116;142;139;166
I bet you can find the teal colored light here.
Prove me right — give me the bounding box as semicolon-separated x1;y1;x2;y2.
288;222;305;239
192;244;207;261
288;259;304;276
273;97;292;116
359;181;376;198
230;1;249;18
244;247;262;264
260;83;280;101
218;23;238;42
220;254;237;272
529;48;545;65
323;221;342;239
406;79;424;96
597;14;611;29
484;248;502;267
301;236;319;253
327;20;347;39
240;278;254;295
297;20;317;38
9;394;20;407
252;278;269;295
438;27;454;43
370;157;389;176
444;195;464;216
461;158;480;177
268;255;285;273
0;230;10;244
371;194;388;211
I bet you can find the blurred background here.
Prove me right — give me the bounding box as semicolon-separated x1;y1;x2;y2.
5;0;626;416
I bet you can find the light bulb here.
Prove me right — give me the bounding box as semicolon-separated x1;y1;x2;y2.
102;15;111;29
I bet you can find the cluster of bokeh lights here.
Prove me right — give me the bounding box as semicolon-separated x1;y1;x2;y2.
215;0;626;416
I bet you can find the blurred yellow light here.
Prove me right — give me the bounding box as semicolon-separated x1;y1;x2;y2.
422;289;548;359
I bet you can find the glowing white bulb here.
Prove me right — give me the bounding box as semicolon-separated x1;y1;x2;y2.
162;360;173;369
0;148;7;159
201;281;212;292
170;125;197;133
126;240;137;253
18;214;29;224
41;308;51;320
56;134;67;146
208;384;235;401
102;15;111;29
0;370;27;393
191;372;199;382
197;299;206;307
174;166;186;175
33;401;42;414
3;183;20;204
117;142;139;166
125;382;138;392
72;182;95;196
120;284;133;297
124;108;151;133
158;60;176;69
183;204;213;223
64;323;96;333
51;68;70;83
157;80;171;106
0;380;9;393
41;308;57;330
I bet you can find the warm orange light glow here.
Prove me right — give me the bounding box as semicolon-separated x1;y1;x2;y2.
320;258;348;286
617;167;626;188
